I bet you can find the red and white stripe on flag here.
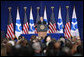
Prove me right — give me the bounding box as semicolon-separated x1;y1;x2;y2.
23;22;29;34
6;23;15;39
35;28;37;34
64;22;71;39
34;24;37;34
49;22;57;33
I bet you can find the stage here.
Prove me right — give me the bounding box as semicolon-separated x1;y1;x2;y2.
21;33;64;40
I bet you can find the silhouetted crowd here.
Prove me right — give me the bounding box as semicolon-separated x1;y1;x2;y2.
1;35;83;56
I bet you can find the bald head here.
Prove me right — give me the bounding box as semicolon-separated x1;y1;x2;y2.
40;17;43;22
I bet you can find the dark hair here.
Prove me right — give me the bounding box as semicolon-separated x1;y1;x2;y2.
48;41;54;49
77;45;83;55
65;40;72;49
11;45;34;56
51;38;57;43
46;48;56;56
30;35;36;41
44;35;51;43
59;51;69;56
18;36;22;40
19;47;34;56
60;41;64;47
60;36;64;38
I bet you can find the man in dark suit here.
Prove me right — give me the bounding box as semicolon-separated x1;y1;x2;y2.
35;16;47;29
37;17;46;24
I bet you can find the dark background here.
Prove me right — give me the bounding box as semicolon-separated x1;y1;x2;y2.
1;1;83;40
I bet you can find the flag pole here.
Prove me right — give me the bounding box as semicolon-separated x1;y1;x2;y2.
66;6;69;22
36;7;40;24
45;6;46;11
37;7;40;13
66;6;69;14
51;6;54;12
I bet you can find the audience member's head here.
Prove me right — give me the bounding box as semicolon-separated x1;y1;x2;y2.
30;35;37;43
18;36;22;40
76;39;81;45
32;42;41;53
48;41;54;49
6;43;12;55
8;40;15;46
46;49;55;56
1;44;7;56
59;37;65;44
20;39;28;47
51;38;57;43
62;47;71;56
76;45;83;55
54;41;61;49
73;45;83;56
44;36;51;43
72;36;77;42
65;40;72;49
2;39;8;44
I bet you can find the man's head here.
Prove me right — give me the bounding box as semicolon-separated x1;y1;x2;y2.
1;44;7;56
62;47;70;54
46;36;51;42
54;41;61;49
72;36;77;42
40;17;43;22
32;42;41;53
30;35;36;42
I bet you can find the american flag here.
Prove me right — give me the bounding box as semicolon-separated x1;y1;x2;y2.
64;6;71;40
49;7;57;33
6;7;15;40
23;7;29;34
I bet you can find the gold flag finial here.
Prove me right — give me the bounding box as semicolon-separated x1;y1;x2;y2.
66;6;69;9
24;7;27;12
51;6;54;11
8;7;11;12
37;7;40;10
51;6;54;9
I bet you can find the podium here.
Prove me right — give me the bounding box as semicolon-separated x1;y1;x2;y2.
21;23;64;40
37;24;48;39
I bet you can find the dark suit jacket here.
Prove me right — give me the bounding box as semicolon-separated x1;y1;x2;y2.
35;21;49;29
37;21;46;24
